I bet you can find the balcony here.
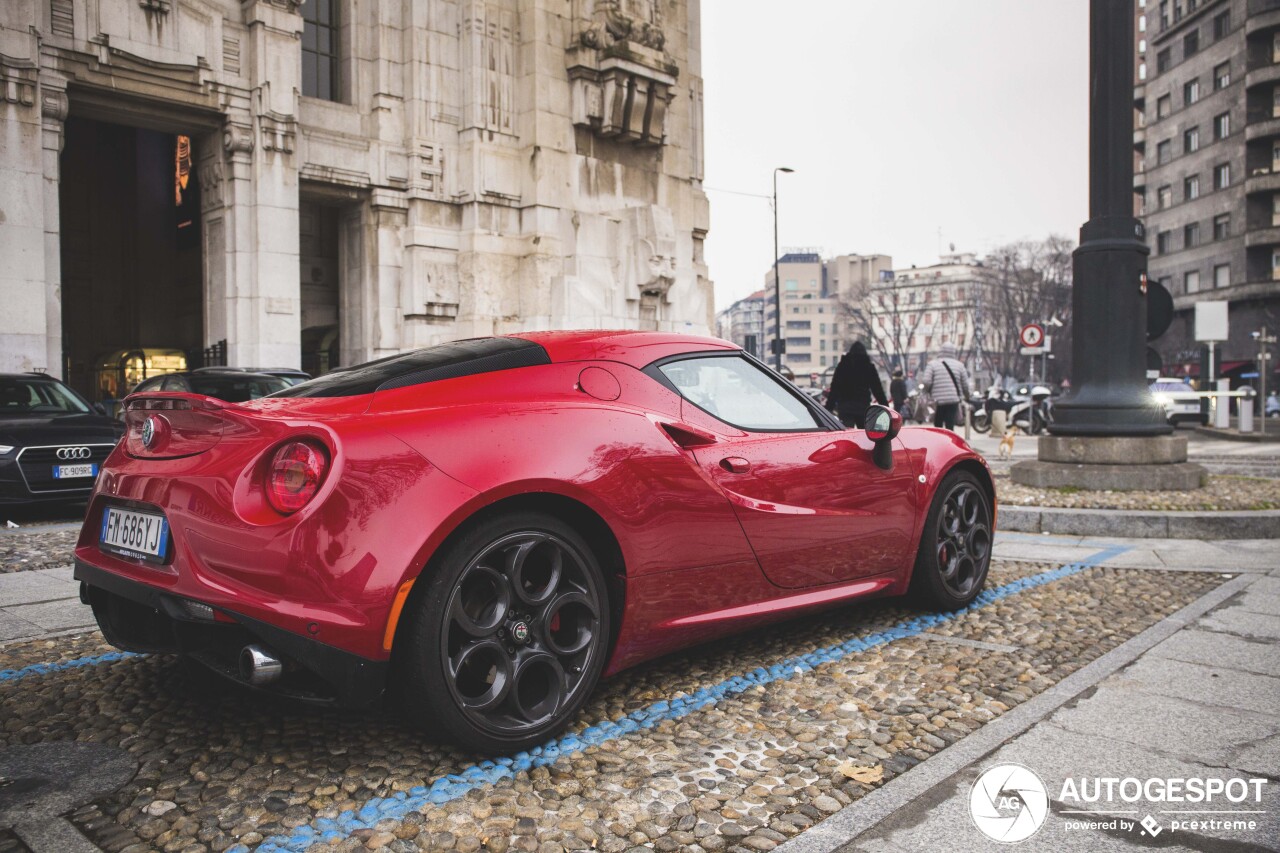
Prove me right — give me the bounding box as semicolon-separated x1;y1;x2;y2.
1134;83;1145;107
1134;126;1147;148
1246;225;1280;246
1245;62;1280;90
1245;115;1280;141
1245;170;1280;194
1246;5;1280;37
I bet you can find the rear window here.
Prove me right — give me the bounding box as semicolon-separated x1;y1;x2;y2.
271;337;551;398
189;375;288;402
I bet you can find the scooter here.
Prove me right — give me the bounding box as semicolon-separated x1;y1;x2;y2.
1007;384;1054;434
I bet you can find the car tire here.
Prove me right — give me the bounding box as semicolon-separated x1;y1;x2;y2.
909;471;993;611
395;511;610;753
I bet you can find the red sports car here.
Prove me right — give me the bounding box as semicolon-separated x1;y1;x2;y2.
75;332;995;752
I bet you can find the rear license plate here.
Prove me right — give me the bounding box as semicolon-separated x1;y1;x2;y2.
53;463;97;479
100;507;169;562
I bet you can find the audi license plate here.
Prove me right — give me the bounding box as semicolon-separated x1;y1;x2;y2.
53;463;97;479
100;507;169;562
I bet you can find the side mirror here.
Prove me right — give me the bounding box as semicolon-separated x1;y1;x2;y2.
864;404;901;471
93;402;108;416
865;404;902;442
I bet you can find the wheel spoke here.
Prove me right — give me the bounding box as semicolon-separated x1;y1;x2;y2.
509;653;566;725
449;565;511;637
507;537;564;606
541;591;599;657
449;639;513;712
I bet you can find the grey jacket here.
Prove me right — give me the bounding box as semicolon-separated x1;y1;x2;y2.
920;357;970;405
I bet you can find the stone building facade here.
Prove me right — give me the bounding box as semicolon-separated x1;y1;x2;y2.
0;0;711;397
1137;0;1280;373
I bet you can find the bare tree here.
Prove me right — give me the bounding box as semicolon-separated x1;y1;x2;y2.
977;237;1074;383
835;277;927;377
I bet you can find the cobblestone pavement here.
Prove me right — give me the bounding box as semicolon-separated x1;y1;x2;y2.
0;552;1229;853
0;529;78;575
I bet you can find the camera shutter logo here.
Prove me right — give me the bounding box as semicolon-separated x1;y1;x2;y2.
56;446;91;461
970;764;1049;843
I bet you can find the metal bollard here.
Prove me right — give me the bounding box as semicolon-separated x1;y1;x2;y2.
1240;398;1254;433
1215;379;1231;429
964;405;971;441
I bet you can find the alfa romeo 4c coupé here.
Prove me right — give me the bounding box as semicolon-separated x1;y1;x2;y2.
75;331;995;752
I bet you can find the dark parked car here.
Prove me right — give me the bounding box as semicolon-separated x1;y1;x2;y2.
0;373;123;506
192;366;312;387
130;370;290;402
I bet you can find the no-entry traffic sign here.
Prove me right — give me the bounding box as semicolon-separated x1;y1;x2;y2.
1020;323;1045;348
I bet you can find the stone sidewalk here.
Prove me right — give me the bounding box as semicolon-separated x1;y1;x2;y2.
780;540;1280;853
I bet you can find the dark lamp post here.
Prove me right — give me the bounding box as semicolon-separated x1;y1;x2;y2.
1049;0;1170;435
772;167;794;371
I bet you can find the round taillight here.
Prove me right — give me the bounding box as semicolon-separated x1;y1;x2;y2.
266;441;328;514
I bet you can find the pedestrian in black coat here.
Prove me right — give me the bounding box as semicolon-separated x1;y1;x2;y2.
825;341;887;428
889;367;908;417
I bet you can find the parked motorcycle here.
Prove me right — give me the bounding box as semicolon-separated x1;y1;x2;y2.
1006;383;1054;435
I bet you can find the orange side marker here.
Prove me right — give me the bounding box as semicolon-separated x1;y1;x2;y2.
383;578;416;651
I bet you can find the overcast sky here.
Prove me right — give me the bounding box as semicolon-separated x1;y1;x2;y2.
700;1;1091;311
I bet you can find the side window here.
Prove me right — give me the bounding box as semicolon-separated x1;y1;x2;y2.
658;355;822;432
133;377;163;393
161;376;188;391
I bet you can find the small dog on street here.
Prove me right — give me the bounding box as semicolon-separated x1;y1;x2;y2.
997;427;1017;460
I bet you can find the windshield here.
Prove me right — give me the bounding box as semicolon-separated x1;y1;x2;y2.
0;378;91;416
1150;382;1192;393
188;375;288;402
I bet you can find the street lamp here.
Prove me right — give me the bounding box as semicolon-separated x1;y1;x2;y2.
772;167;794;371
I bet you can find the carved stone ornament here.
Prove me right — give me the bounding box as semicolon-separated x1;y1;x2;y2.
580;0;666;53
139;0;172;14
259;113;296;154
0;54;38;109
223;122;254;154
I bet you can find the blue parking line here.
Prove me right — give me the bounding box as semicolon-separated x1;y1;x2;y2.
249;544;1130;853
0;651;141;683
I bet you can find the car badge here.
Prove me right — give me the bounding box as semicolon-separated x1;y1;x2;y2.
141;416;157;449
511;621;530;644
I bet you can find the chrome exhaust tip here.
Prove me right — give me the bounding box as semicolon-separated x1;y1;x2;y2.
239;644;283;686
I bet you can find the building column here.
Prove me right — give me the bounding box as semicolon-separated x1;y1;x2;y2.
217;0;303;369
0;17;52;373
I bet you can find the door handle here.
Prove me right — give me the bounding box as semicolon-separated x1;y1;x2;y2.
719;456;750;474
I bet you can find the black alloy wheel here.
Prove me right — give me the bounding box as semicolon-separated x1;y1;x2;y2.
910;471;992;610
396;512;609;753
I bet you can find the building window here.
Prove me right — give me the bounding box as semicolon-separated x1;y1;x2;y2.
301;0;340;102
1213;213;1230;240
1157;139;1172;164
1157;94;1172;118
1214;112;1230;140
1183;79;1200;105
1274;250;1280;281
1160;0;1169;29
1157;47;1172;73
786;320;811;330
1213;62;1230;91
1184;126;1199;153
1185;270;1200;293
1213;264;1230;288
1184;175;1199;200
1184;29;1199;57
1157;231;1172;253
787;337;811;347
1140;14;1147;33
1274;86;1280;118
1273;193;1280;226
1158;185;1172;208
1139;62;1148;81
1214;10;1230;39
1214;162;1230;189
1184;222;1200;248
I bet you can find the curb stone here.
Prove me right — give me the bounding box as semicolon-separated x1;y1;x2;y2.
999;506;1280;539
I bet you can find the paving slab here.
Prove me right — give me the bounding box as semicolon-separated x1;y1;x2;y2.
0;573;79;608
1052;688;1278;767
1;600;94;633
1198;604;1280;640
1150;627;1280;678
0;610;42;643
1109;654;1280;717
